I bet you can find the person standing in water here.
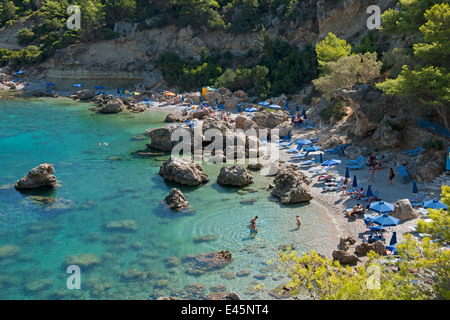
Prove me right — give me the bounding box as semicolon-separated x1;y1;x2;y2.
249;216;258;236
296;215;302;229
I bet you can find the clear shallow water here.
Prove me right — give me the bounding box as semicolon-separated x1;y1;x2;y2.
0;94;338;300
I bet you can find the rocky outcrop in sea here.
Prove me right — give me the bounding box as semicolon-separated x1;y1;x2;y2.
159;157;209;186
14;163;57;189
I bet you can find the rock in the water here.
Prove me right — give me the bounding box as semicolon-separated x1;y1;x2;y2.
183;250;232;273
98;98;125;113
63;254;101;269
165;188;189;210
217;165;253;187
271;168;312;204
103;220;139;232
0;244;20;259
159;157;209;186
15;163;57;189
76;89;95;100
164;113;178;122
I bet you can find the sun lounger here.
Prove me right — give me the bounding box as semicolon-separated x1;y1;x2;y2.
398;166;410;183
279;142;294;149
313;166;332;174
287;145;303;153
325;144;340;154
304;123;318;130
347;155;364;165
323;178;344;191
403;147;423;155
298;157;319;166
277;140;292;147
291;151;310;159
348;160;365;170
276;133;291;143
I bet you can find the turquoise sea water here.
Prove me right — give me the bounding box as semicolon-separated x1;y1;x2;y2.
0;93;338;300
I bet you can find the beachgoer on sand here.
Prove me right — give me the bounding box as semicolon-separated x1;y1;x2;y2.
342;178;349;196
388;168;395;185
369;165;375;182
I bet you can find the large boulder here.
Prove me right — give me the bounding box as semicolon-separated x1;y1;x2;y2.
98;98;125;113
355;240;386;256
252;111;289;129
183;250;232;273
392;199;419;221
146;125;193;151
271;168;312;204
159;157;209;186
15;163;57;189
332;250;360;265
165;188;189;210
76;89;95;100
217;165;253;187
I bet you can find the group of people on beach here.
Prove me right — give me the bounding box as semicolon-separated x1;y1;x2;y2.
248;214;301;236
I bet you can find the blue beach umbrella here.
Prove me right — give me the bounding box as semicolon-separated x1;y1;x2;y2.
16;71;24;74
269;104;281;110
46;83;55;87
304;145;321;152
259;101;269;106
284;101;289;111
73;84;83;87
345;167;350;178
370;200;395;213
296;139;312;146
372;213;399;227
389;231;397;246
301;107;307;119
366;185;374;198
245;107;257;112
352;175;358;188
296;104;300;111
321;159;341;166
423;199;448;210
95;86;105;90
319;153;323;164
182;95;185;102
412;180;419;194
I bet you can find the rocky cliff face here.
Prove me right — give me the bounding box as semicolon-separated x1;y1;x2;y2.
21;0;395;90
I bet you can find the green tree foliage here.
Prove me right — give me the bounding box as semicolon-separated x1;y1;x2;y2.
170;0;225;30
377;3;450;130
381;0;447;36
274;185;450;300
0;0;16;26
313;52;382;100
103;0;137;25
315;32;352;70
16;27;35;46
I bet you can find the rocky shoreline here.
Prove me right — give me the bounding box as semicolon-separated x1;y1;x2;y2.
3;75;445;295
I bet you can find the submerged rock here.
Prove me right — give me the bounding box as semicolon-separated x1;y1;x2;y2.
15;163;57;189
103;220;139;232
183;250;232;274
159;157;209;186
0;244;20;259
165;188;189;210
217;165;253;187
271;168;312;204
63;254;101;269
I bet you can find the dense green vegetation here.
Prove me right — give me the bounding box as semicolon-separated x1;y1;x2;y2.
154;30;318;98
376;1;450;130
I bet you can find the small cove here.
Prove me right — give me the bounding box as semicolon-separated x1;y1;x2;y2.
0;94;339;299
